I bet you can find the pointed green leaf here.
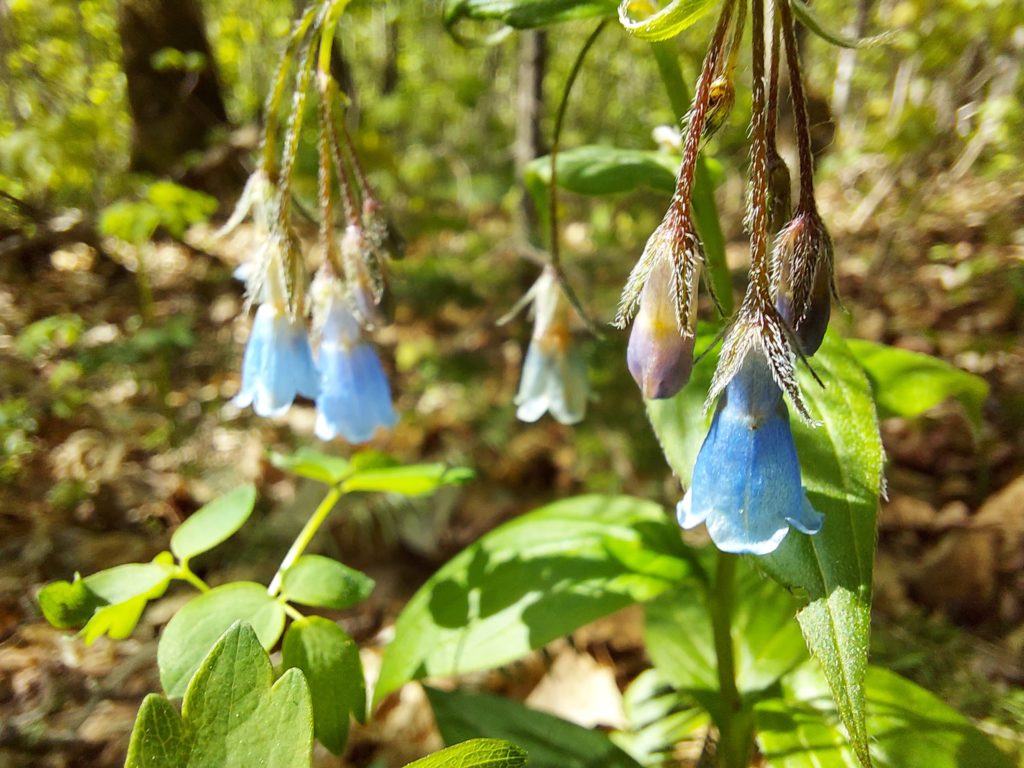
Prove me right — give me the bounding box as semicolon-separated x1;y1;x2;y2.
618;0;720;41
645;332;883;767
270;448;351;485
428;687;642;768
405;738;528;768
756;664;1013;768
158;582;286;697
375;495;692;706
126;622;314;768
170;485;257;564
282;617;365;754
281;554;375;610
846;339;988;425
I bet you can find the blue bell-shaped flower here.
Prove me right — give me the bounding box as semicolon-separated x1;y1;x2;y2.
678;349;822;554
233;302;320;417
314;293;396;443
509;267;588;425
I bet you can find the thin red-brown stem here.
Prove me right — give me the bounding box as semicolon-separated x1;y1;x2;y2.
766;1;782;157
749;0;772;298
321;86;361;226
671;0;737;213
777;0;816;211
340;119;376;205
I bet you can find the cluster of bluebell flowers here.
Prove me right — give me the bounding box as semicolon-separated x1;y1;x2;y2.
619;0;834;555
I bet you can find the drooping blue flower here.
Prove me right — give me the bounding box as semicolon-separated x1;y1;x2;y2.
314;295;396;443
508;267;588;425
234;303;320;417
678;349;822;555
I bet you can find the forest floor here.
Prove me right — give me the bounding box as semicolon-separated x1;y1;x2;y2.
1;169;1023;767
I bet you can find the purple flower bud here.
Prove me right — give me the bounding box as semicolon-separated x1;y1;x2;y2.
626;255;696;399
772;209;834;355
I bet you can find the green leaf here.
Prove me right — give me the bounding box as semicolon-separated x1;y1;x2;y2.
756;664;1013;768
526;145;679;198
374;495;692;705
38;576;105;629
645;332;883;768
270;448;351;485
645;557;806;699
618;0;720;41
282;617;365;755
846;339;988;425
428;687;642;768
158;582;287;697
281;554;375;610
37;554;176;641
170;485;257;564
342;463;474;496
612;669;709;767
125;622;313;768
443;0;616;45
790;0;895;50
405;738;528;768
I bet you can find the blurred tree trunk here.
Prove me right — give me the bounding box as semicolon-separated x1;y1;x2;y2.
831;0;875;115
514;30;547;240
381;18;400;95
117;0;228;175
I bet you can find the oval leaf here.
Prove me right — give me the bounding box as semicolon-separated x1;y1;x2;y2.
618;0;719;41
282;617;366;755
281;555;374;610
170;485;257;563
342;463;474;496
374;495;692;705
158;582;286;697
270;448;351;485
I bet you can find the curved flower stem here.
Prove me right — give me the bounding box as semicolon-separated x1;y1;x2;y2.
749;0;773;300
650;43;732;314
709;551;746;768
548;19;608;270
267;484;344;597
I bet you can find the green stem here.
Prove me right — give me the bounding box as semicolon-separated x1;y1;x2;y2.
710;551;748;768
650;42;733;316
267;485;343;596
177;565;210;593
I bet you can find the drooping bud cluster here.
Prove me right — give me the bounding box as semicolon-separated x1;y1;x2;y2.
672;0;839;555
219;0;400;444
617;0;739;401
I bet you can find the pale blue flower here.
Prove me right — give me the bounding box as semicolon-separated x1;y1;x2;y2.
314;297;396;443
234;303;320;417
678;350;822;555
508;267;588;425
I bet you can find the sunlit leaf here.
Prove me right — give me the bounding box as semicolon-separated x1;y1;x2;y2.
126;622;313;768
281;555;374;610
846;339;988;425
270;448;352;485
170;485;257;564
158;582;287;697
374;495;693;705
612;669;710;767
282;617;365;755
342;463;474;496
756;664;1013;768
405;739;528;768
